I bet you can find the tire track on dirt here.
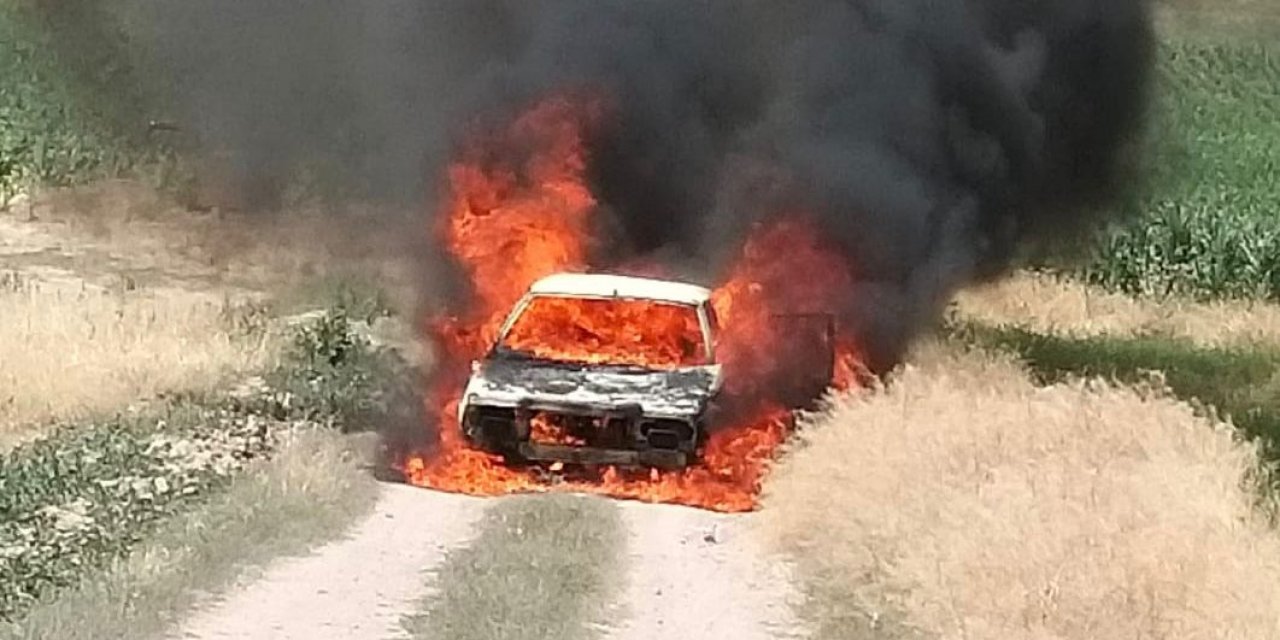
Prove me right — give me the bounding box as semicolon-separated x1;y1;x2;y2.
168;487;806;640
171;484;483;640
605;502;808;640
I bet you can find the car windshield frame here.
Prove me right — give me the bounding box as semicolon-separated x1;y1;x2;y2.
493;293;715;369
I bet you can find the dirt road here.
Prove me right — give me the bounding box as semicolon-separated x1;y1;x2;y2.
605;502;806;640
171;485;483;640
170;485;805;640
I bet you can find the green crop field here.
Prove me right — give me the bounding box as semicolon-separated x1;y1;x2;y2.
0;0;172;202
1074;35;1280;301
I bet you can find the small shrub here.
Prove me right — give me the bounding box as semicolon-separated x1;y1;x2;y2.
267;307;417;433
282;272;397;324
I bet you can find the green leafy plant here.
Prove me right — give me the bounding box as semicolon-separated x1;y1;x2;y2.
1072;41;1280;301
0;400;278;620
0;2;168;200
266;307;417;433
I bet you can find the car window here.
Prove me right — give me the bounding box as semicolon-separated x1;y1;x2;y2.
499;295;709;368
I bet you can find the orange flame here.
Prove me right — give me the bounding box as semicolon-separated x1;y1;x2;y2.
529;413;588;447
400;93;864;512
712;217;861;401
503;296;708;369
430;94;602;364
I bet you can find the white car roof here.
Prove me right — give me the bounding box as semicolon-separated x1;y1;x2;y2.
527;273;711;306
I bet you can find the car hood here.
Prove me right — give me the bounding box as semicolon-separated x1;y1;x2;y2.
463;357;721;419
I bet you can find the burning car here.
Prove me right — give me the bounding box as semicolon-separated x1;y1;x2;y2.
457;272;835;470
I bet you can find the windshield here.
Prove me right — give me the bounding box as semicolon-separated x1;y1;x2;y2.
497;295;709;369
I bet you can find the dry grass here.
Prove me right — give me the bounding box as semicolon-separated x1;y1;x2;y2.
1158;0;1279;15
6;429;379;640
0;276;272;449
401;494;623;640
762;343;1280;640
1155;0;1280;37
953;271;1280;347
0;180;418;450
22;180;422;308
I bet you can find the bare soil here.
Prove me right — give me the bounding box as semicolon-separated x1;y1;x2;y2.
2;180;420;303
170;484;484;640
605;502;808;640
1;183;254;297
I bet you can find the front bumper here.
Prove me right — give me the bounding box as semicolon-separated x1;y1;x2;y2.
461;400;701;469
516;442;688;469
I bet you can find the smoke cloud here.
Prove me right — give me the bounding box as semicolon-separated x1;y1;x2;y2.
126;0;1154;370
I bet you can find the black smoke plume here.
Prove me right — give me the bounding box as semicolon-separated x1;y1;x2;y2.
126;0;1154;370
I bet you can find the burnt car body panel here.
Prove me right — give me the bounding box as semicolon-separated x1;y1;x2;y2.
464;356;718;419
456;273;834;469
459;356;720;469
458;273;722;469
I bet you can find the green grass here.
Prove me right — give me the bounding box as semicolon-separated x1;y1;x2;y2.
1072;36;1280;301
401;494;624;640
952;322;1280;456
0;398;277;620
2;430;378;640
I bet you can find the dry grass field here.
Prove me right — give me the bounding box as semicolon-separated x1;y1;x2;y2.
0;180;419;451
0;277;272;450
953;272;1280;348
1155;0;1280;37
762;343;1280;639
2;1;1276;632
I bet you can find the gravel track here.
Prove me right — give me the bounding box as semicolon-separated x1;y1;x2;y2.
171;484;482;640
604;501;807;640
170;487;803;640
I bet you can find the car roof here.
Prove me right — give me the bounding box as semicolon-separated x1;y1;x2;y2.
527;272;711;306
